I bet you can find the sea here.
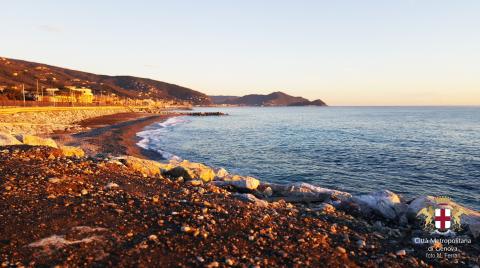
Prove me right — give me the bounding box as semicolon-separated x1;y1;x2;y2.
137;106;480;210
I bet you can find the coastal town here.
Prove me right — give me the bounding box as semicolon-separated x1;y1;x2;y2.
0;82;191;109
0;57;210;108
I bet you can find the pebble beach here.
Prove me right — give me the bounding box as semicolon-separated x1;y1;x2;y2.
0;109;479;267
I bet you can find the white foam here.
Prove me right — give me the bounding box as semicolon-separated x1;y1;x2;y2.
136;117;187;160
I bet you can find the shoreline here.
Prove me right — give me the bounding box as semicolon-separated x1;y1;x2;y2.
1;110;479;266
52;112;177;159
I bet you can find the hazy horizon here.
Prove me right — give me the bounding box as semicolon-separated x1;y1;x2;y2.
2;1;479;106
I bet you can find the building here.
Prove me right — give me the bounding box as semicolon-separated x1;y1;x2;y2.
66;86;94;103
37;87;93;103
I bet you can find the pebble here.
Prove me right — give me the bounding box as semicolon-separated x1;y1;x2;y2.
356;239;366;248
189;180;202;186
206;261;219;268
81;189;88;195
318;203;336;213
48;177;62;183
336;246;346;254
431;240;442;250
181;226;192;232
148;234;158;241
225;258;235;266
396;249;406;256
196;256;205;262
105;182;119;189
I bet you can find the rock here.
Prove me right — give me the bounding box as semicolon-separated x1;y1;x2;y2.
48;177;62;183
233;193;268;207
188;180;203;186
349;190;403;220
179;160;216;182
336;246;346;254
431;240;442;250
181;226;193;233
206;261;219;268
59;146;85;158
215;168;229;180
81;189;88;195
0;132;22;146
266;182;351;203
105;182;119;189
212;176;260;191
19;135;57;148
225;258;235;266
407;196;480;234
469;223;480;238
356;239;366;248
148;234;158;241
396;249;406;256
116;156;168;177
263;187;273;197
166;166;195;180
166;161;215;182
315;203;336;213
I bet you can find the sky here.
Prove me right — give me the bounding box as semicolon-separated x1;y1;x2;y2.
1;1;479;105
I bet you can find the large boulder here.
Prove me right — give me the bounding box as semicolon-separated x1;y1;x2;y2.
215;168;229;180
116;156;170;177
233;193;268;207
168;160;215;182
266;182;352;203
165;166;196;180
0;132;22;146
18;135;58;148
59;146;85;158
349;190;405;220
212;176;260;191
407;196;480;236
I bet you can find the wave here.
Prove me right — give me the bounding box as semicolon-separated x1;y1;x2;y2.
136;116;188;160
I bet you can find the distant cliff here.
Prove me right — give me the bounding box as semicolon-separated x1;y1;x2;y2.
0;56;211;105
210;91;327;106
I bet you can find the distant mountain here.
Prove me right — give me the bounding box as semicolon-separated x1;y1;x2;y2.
0;56;211;105
210;91;327;106
209;95;239;104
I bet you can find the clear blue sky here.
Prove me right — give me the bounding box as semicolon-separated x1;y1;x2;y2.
1;1;480;105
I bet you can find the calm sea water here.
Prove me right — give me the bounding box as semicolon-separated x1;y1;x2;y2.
137;107;480;210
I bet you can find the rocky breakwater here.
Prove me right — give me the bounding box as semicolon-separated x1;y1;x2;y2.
1;137;479;266
0;107;130;135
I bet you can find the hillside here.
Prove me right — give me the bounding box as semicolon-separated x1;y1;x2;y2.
209;95;239;104
0;57;211;105
211;91;327;106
